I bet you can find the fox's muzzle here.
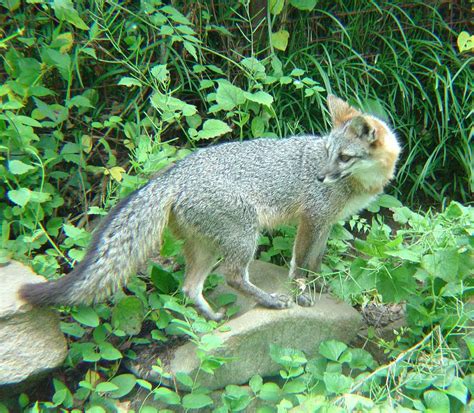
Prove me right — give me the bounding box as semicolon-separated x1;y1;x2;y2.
317;170;347;184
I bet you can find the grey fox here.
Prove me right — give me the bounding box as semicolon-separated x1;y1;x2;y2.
19;96;400;321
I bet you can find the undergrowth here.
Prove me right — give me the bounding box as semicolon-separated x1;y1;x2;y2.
0;0;472;412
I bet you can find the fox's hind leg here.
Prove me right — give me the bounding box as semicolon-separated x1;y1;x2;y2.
181;238;223;321
220;231;293;310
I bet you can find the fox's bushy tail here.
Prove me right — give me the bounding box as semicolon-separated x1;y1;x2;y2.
19;178;175;307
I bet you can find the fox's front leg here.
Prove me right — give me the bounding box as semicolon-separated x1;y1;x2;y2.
289;218;330;306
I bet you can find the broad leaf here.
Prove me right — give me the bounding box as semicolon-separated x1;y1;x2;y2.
71;306;99;327
196;119;232;140
118;77;142;87
319;340;348;362
271;30;290;51
182;394;213;409
243;91;274;107
111;296;144;335
53;0;89;30
109;374;136;398
8;160;35;175
290;0;318;11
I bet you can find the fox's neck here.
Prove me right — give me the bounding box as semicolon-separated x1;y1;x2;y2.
349;166;394;196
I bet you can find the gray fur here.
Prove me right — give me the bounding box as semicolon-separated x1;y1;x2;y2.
19;97;400;320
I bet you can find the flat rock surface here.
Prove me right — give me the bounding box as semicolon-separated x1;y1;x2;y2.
128;261;362;390
0;261;67;396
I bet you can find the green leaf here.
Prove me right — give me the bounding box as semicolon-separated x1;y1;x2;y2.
376;265;417;302
60;322;85;338
258;382;281;402
7;188;31;207
464;374;474;396
282;378;307;394
251;116;265;137
111;296;144;335
109;374;136;398
175;372;194;388
271;30;290;51
457;31;474;52
243;91;274;107
182;394;213;409
290;0;317;11
8;160;35;175
319;340;348;362
151;265;178;294
445;377;468;404
71;306;100;327
348;348;376;370
215;82;246;111
270;345;307;370
33;98;68;124
9;115;43;127
377;194;403;208
118;77;142;87
2;0;20;11
241;57;266;76
151;65;169;83
196;119;232;140
95;382;119;393
53;0;89;30
184;42;198;60
153;387;181;405
52;379;73;408
214;293;237;308
421;249;459;282
86;406;106;413
385;248;421;263
136;379;152;391
99;342;122;360
30;191;52;203
423;390;450;413
341;394;375;411
269;0;285;15
42;48;71;81
75;342;100;362
290;68;305;77
67;95;93;109
199;334;224;351
323;372;353;394
150;93;197;117
199;79;214;90
223;385;252;411
81;47;97;59
249;375;263;394
140;406;157;413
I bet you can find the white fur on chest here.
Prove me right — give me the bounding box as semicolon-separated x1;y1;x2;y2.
337;193;375;220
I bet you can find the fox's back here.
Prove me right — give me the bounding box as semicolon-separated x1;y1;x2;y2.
170;136;324;197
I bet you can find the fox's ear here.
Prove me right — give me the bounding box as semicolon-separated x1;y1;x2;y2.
348;116;377;144
327;95;361;128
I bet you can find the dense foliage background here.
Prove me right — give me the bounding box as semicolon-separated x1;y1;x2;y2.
0;0;472;412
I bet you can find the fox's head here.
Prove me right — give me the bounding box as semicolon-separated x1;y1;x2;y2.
318;95;401;193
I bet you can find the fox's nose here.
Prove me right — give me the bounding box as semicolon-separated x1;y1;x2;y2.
317;174;325;182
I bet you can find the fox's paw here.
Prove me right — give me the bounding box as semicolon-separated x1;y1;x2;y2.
201;308;226;322
296;293;314;307
209;309;226;322
268;293;293;309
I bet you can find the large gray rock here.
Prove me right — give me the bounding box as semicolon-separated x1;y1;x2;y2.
0;261;68;396
129;261;362;391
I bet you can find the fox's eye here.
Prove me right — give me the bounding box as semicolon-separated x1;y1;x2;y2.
339;154;352;163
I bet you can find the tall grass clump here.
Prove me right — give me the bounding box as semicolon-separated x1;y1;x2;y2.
260;0;472;204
